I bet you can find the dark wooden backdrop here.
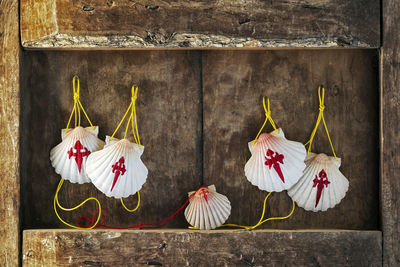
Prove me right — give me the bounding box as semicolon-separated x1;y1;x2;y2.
21;49;379;230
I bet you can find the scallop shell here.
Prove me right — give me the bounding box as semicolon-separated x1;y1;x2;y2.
184;185;231;230
86;136;148;198
287;152;349;212
50;126;105;184
244;128;306;192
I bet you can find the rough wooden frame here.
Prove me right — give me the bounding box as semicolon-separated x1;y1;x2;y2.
3;0;400;265
381;0;400;265
22;230;382;266
20;0;380;49
0;0;20;266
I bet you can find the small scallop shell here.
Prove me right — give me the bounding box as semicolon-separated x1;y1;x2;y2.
287;152;349;212
244;128;307;192
86;136;148;198
184;185;231;230
50;126;105;184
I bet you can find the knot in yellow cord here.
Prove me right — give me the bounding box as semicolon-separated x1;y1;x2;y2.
305;86;338;161
73;92;80;103
65;75;94;133
253;97;279;145
131;86;138;103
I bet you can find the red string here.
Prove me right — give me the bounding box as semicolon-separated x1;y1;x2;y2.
77;187;206;229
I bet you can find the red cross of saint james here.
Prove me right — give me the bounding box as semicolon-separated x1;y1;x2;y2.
313;169;330;208
67;140;91;173
199;188;210;203
264;149;285;183
111;157;127;192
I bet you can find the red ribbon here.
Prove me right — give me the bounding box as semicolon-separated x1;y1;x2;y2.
77;186;205;229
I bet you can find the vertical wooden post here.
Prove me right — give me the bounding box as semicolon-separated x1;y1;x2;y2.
382;0;400;265
0;0;21;265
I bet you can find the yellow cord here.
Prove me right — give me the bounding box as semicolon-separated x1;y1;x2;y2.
54;178;102;229
253;97;279;145
109;86;141;149
54;75;101;229
65;75;95;133
109;85;142;212
188;192;295;230
304;86;338;160
120;192;141;212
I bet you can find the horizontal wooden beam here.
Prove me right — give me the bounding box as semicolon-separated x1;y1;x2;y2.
20;0;380;49
23;230;382;266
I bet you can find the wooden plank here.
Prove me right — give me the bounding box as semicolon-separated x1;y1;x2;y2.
382;0;400;265
20;0;380;49
203;50;379;229
22;229;382;266
0;0;20;265
21;51;202;228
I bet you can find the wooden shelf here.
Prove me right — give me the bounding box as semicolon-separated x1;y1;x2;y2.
20;0;380;49
23;229;382;266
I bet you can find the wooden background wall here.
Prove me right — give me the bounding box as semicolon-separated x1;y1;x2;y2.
21;49;379;230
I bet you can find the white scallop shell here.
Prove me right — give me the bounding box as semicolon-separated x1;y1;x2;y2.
50;126;105;184
86;136;148;198
184;185;231;230
244;128;307;192
287;152;349;212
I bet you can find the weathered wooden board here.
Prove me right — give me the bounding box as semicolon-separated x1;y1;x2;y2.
22;229;382;266
382;0;400;265
20;0;380;48
21;51;202;228
203;50;379;229
0;0;20;265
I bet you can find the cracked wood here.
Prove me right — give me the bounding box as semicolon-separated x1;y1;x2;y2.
23;229;382;266
20;0;380;48
0;0;20;265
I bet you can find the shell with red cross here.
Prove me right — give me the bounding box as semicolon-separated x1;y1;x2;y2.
287;152;349;212
85;136;148;198
50;126;105;184
184;185;231;230
244;128;307;192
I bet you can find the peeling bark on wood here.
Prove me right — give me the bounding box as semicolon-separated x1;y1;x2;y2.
20;0;380;49
23;229;382;267
382;0;400;265
0;0;20;265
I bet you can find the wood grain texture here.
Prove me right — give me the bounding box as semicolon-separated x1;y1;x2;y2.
203;50;379;230
21;51;202;229
22;229;382;266
0;0;20;265
20;0;380;48
382;0;400;265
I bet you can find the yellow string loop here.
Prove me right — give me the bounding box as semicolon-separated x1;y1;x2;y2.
304;86;338;160
109;85;141;150
120;192;141;212
188;193;295;230
54;178;102;229
109;85;142;212
65;75;95;133
253;97;279;145
54;75;101;229
219;193;295;230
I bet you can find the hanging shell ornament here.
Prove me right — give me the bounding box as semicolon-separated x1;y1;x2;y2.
85;136;148;198
50;126;105;184
287;153;349;212
184;185;231;230
244;128;307;192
